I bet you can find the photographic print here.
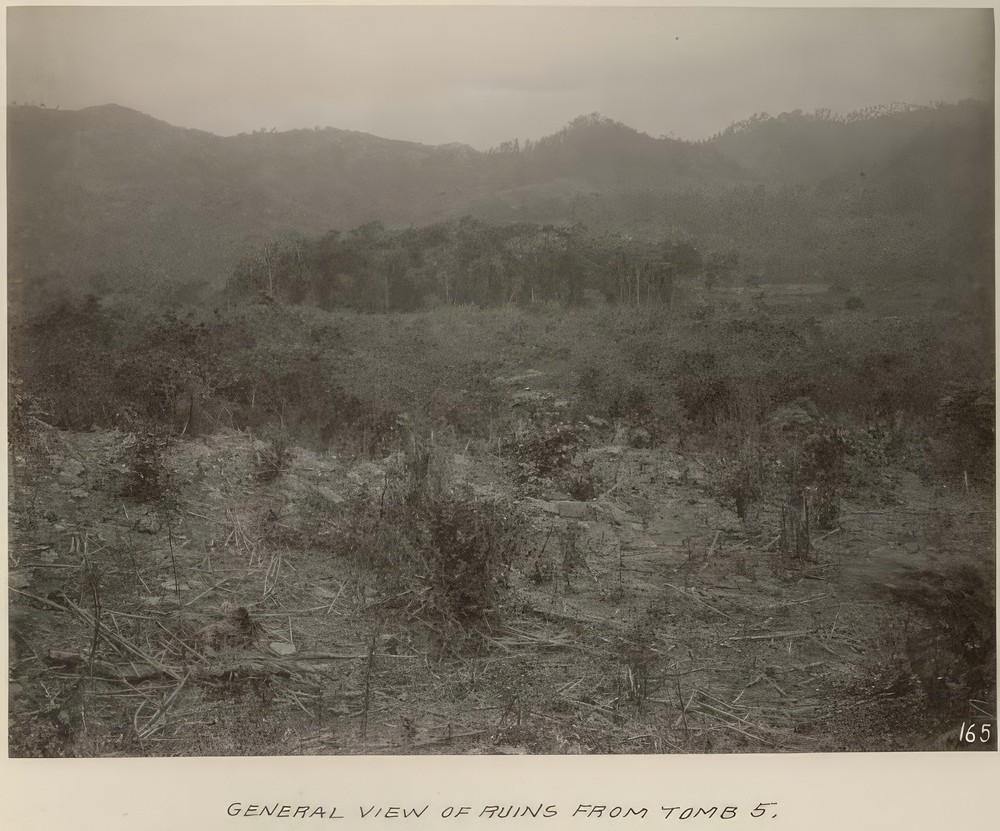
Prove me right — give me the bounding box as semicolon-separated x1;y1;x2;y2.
6;3;996;763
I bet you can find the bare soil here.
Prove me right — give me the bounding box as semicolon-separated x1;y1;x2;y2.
8;386;994;756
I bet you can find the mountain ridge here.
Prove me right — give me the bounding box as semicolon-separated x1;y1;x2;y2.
7;99;992;302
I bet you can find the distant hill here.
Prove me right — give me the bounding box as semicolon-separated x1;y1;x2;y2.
8;104;495;295
6;100;993;303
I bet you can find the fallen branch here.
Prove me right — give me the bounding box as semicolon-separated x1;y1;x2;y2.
727;630;813;641
184;578;235;606
290;652;420;661
762;534;782;551
663;584;731;619
9;587;76;613
701;719;777;748
61;596;183;681
136;671;191;739
699;530;722;573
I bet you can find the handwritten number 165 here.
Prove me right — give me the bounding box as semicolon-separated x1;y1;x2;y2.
959;722;992;743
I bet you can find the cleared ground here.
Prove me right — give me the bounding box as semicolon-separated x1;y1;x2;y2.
9;299;994;755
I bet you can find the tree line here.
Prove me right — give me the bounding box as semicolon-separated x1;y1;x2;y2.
227;218;711;312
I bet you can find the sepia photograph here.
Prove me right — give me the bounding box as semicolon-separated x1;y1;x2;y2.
5;1;996;771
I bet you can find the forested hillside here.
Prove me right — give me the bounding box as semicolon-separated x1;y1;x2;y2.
7;100;992;311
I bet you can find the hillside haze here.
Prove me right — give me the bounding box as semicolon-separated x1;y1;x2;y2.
7;99;993;304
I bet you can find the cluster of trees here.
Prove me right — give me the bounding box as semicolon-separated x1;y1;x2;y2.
227;219;713;312
486;114;643;156
7;100;59;109
715;102;940;140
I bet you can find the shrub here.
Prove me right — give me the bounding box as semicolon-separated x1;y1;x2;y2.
512;422;582;488
16;297;120;430
616;615;660;710
674;350;728;429
565;463;602;501
425;497;523;624
336;489;415;595
15;298;252;436
850;420;916;469
934;380;995;484
798;426;851;528
252;428;293;483
709;444;772;520
846;419;927;496
328;435;525;628
120;431;176;504
397;428;453;509
773;425;851;532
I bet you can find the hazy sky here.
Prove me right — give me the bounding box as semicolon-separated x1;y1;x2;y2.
6;5;994;149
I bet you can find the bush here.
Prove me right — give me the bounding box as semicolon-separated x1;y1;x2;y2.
675;373;730;430
16;297;120;430
252;428;293;483
934;380;995;484
799;426;851;528
393;428;454;511
616;615;660;709
709;444;772;520
425;497;522;624
772;425;851;530
120;431;174;504
337;490;416;594
565;463;602;501
327;435;525;628
15;298;252;436
512;422;582;487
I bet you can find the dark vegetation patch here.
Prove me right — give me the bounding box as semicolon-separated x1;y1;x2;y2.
836;563;996;751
